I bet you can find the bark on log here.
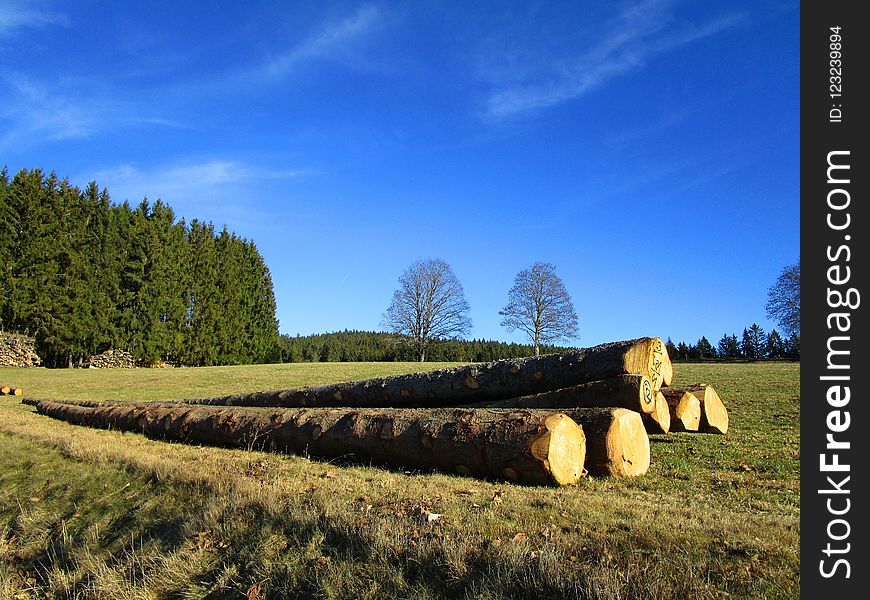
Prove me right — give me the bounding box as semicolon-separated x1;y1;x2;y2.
174;337;669;409
458;375;657;414
675;384;728;434
32;400;586;486
561;408;650;478
660;389;701;432
642;392;671;434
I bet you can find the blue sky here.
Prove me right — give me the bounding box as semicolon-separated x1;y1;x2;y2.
1;0;799;347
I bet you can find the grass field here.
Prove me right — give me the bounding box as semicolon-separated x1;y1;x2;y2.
0;361;800;599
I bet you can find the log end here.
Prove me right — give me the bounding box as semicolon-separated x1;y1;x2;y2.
623;337;666;391
639;375;656;413
671;391;701;432
528;413;586;486
642;392;671;434
700;385;729;434
607;408;650;478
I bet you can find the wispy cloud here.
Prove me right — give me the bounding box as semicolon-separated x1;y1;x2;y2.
257;4;383;81
88;160;314;201
84;160;317;232
0;74;184;151
0;1;67;38
481;1;744;120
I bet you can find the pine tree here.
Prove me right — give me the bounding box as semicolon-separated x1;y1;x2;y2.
767;329;785;358
718;333;739;359
696;336;716;359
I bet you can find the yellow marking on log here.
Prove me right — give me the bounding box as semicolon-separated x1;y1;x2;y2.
640;378;655;412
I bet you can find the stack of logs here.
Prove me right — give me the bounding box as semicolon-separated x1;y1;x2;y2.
0;332;41;368
86;349;136;369
1;385;24;396
26;336;729;487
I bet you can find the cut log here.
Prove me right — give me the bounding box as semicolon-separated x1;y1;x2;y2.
32;400;586;486
676;384;728;434
0;385;11;395
175;337;670;409
561;408;650;478
660;389;701;432
459;374;657;414
642;392;671;434
11;387;23;396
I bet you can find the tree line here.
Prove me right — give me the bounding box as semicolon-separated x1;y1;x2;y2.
665;324;800;362
279;330;569;363
0;167;280;367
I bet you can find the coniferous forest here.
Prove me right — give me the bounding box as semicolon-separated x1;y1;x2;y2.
0;168;280;367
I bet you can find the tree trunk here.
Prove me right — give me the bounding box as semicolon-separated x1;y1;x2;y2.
175;337;669;409
560;408;650;478
674;384;729;434
660;389;701;432
459;374;656;415
642;391;671;434
31;400;586;486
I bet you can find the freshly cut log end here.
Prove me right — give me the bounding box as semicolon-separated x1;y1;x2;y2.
528;413;586;486
661;389;701;432
11;388;23;396
696;384;728;434
643;392;671;434
563;408;650;478
622;337;667;391
0;385;11;395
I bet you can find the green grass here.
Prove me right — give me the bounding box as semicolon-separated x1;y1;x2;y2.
0;361;800;599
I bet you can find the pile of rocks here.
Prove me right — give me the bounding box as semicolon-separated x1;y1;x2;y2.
0;332;41;368
86;349;135;369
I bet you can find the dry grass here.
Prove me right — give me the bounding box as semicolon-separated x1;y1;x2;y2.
0;361;799;598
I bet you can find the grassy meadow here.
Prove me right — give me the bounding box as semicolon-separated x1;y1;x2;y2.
0;361;800;599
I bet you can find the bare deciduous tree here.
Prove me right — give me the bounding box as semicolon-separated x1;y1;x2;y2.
765;260;800;336
499;262;578;356
382;258;472;362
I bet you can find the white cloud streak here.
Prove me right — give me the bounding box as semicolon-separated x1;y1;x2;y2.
482;1;744;120
88;160;314;201
257;4;383;81
0;74;187;151
0;1;67;38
